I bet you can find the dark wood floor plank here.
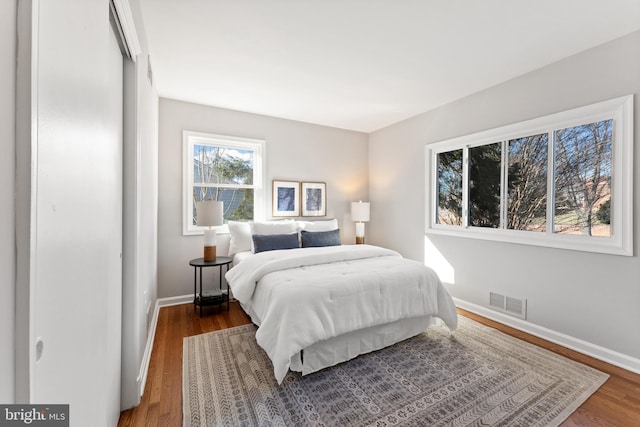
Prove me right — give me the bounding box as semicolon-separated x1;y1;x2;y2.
119;303;640;426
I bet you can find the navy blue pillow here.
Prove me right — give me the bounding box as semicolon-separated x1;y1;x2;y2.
301;229;341;248
252;233;299;253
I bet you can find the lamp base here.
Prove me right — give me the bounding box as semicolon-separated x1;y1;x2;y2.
203;245;217;261
355;236;365;245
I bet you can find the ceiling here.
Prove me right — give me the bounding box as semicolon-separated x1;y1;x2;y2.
139;0;640;133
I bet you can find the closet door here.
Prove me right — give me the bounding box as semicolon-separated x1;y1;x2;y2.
31;1;123;425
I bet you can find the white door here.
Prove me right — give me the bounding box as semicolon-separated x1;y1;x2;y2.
32;2;123;425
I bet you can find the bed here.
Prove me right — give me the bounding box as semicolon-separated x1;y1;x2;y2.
225;226;458;384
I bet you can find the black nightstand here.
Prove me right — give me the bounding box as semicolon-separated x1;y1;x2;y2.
189;257;233;317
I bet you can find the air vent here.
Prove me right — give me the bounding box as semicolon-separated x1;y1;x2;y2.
489;292;527;319
489;292;505;309
506;297;524;316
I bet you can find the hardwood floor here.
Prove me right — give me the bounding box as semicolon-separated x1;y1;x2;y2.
117;302;252;427
118;303;640;426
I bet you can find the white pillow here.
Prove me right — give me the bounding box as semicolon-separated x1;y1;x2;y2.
249;220;298;252
250;220;297;235
297;219;338;232
228;221;252;255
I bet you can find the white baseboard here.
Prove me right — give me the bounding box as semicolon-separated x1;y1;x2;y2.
454;297;640;375
137;294;193;397
156;293;193;308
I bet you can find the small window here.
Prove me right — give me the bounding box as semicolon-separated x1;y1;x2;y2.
426;95;633;256
183;131;265;235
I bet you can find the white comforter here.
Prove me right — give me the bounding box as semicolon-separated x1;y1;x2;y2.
225;244;458;383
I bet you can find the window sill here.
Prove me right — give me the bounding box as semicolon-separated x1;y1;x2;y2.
425;225;632;256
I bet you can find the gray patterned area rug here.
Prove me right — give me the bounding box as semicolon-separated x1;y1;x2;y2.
183;316;608;426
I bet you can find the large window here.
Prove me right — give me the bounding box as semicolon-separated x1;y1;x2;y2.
183;131;265;235
426;95;633;256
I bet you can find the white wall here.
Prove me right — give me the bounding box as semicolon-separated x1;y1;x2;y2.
0;0;16;404
369;31;640;366
132;26;159;404
121;0;159;410
158;98;368;298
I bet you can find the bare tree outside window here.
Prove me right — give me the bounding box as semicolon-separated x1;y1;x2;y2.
507;134;548;232
192;144;255;224
554;120;612;237
427;96;631;256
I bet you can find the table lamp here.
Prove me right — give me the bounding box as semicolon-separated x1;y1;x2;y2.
196;200;223;261
351;201;370;244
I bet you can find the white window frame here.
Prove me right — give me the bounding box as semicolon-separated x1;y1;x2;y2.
425;95;633;256
183;130;266;235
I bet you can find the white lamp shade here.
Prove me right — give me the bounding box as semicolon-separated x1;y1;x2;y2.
196;200;223;227
351;201;370;222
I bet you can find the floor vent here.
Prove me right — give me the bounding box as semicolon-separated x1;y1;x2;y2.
489;292;527;319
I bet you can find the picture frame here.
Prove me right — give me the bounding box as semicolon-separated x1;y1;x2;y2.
301;182;326;217
272;180;300;217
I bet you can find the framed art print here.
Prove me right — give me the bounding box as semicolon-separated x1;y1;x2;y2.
272;180;300;217
302;182;326;216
